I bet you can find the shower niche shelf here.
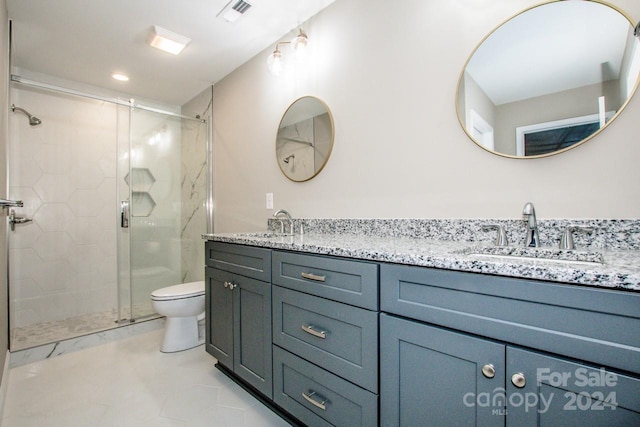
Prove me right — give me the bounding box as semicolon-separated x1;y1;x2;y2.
125;168;157;217
124;168;156;192
131;191;156;217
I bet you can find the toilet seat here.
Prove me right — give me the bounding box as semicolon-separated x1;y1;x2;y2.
151;281;205;301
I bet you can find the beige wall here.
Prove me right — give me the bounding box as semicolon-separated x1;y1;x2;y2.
0;0;9;380
211;0;640;232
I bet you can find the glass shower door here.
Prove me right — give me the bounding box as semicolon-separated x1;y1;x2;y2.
125;107;183;319
8;85;120;349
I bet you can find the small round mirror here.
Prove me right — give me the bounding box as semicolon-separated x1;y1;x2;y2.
456;1;640;158
276;96;334;181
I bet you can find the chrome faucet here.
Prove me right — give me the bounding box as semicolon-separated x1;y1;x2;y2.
522;202;540;247
273;209;293;234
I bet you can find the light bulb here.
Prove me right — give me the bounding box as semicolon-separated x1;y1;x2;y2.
267;49;283;76
290;30;308;59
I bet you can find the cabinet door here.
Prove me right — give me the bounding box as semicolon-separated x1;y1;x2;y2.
206;267;234;368
233;272;273;399
380;314;505;427
507;347;640;426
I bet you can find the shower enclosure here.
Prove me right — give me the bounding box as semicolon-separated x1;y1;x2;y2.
7;78;209;351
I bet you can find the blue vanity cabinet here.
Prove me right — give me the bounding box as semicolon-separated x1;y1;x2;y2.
272;250;380;426
380;263;640;426
380;314;506;426
506;347;640;425
205;242;273;398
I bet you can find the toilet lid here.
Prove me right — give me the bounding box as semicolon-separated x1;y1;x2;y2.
151;281;205;301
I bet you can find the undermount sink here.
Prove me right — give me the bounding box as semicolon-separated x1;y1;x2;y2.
234;232;294;238
460;245;604;265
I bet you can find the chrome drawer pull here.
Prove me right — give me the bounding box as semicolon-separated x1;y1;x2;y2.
301;272;326;282
301;324;327;339
302;391;327;411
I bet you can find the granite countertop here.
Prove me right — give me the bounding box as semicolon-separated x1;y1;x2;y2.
204;231;640;292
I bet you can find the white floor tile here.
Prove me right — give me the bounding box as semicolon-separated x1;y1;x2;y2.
2;329;292;427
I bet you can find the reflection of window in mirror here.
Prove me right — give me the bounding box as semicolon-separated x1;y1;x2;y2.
469;109;494;151
516;111;615;156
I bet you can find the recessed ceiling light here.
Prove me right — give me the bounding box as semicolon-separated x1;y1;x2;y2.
148;25;191;55
112;73;129;82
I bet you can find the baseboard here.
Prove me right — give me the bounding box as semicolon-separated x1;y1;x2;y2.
0;349;10;424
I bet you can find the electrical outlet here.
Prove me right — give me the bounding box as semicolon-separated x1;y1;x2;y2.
266;193;273;209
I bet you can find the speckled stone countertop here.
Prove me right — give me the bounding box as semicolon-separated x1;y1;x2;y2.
203;218;640;292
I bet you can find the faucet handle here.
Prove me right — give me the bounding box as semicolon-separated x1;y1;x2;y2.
482;224;509;247
559;226;594;250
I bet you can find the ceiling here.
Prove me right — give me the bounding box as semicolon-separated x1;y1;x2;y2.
6;0;335;106
465;1;633;106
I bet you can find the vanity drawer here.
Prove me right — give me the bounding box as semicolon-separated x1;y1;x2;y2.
381;263;640;375
273;346;378;427
272;251;378;310
205;242;271;282
272;286;378;392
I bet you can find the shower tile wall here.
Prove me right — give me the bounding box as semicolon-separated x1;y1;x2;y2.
8;87;118;329
180;89;210;284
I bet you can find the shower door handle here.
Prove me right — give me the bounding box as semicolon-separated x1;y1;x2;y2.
121;200;130;228
8;209;32;231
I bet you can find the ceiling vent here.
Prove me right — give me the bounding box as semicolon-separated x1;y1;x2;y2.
217;0;253;23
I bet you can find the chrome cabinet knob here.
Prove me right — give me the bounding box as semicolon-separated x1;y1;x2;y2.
223;281;236;290
511;372;526;388
481;364;496;379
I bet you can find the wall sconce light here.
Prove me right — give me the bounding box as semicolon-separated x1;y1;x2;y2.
267;29;309;76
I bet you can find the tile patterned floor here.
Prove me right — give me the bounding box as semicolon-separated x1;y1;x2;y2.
2;329;292;427
10;307;157;351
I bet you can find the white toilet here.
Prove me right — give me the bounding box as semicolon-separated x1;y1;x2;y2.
151;281;205;353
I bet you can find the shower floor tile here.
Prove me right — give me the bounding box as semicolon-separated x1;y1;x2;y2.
10;307;156;351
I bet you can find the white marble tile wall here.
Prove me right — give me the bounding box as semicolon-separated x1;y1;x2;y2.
180;89;211;283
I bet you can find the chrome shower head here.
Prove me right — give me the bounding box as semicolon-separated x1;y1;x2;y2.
283;154;295;164
11;104;42;126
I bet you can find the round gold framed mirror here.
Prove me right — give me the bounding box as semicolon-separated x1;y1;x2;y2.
456;0;640;158
276;96;334;181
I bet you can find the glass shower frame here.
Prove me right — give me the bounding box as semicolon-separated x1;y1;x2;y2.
7;76;209;350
